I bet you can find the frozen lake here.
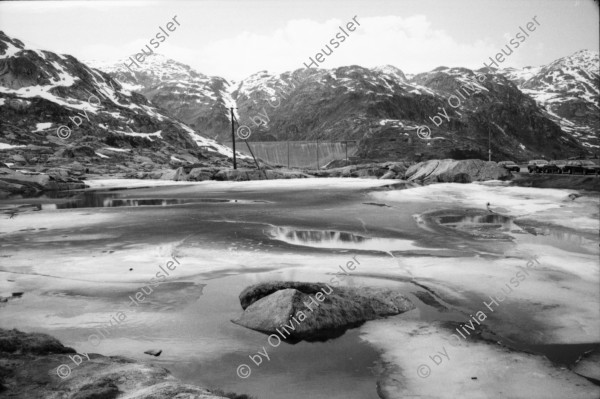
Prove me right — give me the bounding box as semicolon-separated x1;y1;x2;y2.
0;178;598;398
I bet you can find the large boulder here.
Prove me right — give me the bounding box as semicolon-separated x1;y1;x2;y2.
188;167;217;181
0;168;55;191
405;159;511;183
0;328;75;355
233;281;415;341
0;168;85;196
159;167;185;181
0;179;35;198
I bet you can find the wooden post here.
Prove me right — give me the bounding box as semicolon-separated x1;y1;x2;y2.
488;126;491;162
230;108;237;169
244;139;268;180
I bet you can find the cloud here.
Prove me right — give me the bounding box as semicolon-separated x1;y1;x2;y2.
74;14;511;80
191;15;500;79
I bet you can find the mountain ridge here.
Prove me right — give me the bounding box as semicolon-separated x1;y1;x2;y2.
1;30;598;171
95;49;598;162
0;31;251;176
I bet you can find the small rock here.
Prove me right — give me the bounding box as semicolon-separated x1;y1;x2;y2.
572;350;600;382
144;349;162;357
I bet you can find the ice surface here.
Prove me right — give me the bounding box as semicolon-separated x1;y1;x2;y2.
361;318;599;399
84;177;402;191
0;143;26;150
372;182;599;232
33;122;52;132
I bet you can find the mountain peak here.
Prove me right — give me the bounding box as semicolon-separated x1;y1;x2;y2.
372;65;406;81
0;31;37;60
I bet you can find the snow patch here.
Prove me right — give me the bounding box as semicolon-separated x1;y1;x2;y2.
33;122;52;132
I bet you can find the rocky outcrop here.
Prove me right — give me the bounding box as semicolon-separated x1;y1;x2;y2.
0;167;85;198
128;167;312;182
233;282;415;341
307;161;412;179
213;168;310;181
510;173;600;191
405;159;511;183
0;328;246;399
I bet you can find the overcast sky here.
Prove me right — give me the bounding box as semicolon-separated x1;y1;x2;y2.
1;0;598;80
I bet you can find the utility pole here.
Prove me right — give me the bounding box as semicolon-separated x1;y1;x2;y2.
488;126;491;162
230;107;237;169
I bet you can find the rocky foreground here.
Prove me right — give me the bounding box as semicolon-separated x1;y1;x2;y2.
0;328;252;399
0;158;503;197
1;156;598;200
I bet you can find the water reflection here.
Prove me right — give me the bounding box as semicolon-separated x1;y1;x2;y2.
269;226;419;252
6;191;264;211
435;212;596;254
438;214;512;226
55;196;241;209
518;226;598;254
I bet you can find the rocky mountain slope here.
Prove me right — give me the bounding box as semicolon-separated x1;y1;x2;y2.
0;31;250;177
96;53;598;163
499;49;599;152
94;54;236;141
228;64;590;161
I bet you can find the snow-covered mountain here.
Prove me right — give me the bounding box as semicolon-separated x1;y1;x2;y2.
94;54;236;141
93;52;597;161
3;28;597;167
0;31;247;174
498;50;599;151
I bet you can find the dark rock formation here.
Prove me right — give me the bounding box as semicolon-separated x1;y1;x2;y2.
304;161;413;179
233;281;415;341
405;159;511;183
144;349;162;357
0;167;85;198
124;167;311;182
0;328;243;399
510;173;600;191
